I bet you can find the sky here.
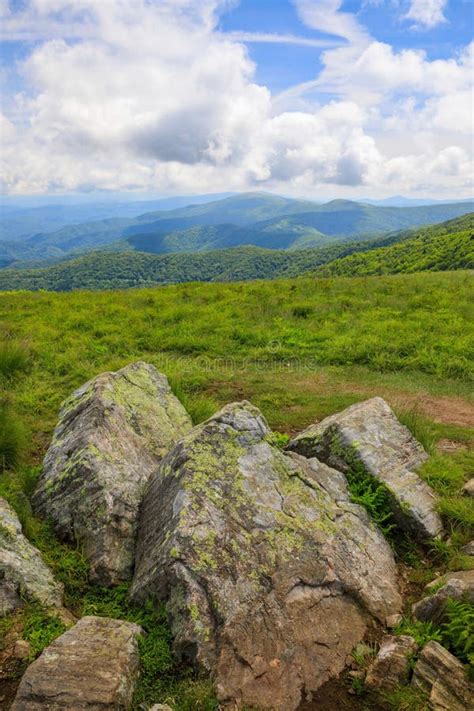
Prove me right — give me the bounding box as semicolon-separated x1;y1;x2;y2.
0;0;472;200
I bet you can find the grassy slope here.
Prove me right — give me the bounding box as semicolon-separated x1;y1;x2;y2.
316;213;474;276
1;270;473;708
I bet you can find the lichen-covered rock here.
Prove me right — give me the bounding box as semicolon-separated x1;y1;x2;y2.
413;570;474;624
33;362;192;585
288;397;443;540
131;401;402;710
0;497;63;616
11;616;142;710
412;640;474;711
365;635;418;692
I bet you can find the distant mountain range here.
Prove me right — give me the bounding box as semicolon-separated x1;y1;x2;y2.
1;213;471;291
1;192;473;269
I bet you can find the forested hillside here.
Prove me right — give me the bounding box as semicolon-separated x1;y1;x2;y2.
316;213;473;277
0;243;368;291
0;214;471;291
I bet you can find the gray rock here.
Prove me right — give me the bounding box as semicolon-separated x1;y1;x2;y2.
131;401;402;711
288;397;443;540
365;634;418;692
33;362;192;585
11;616;142;710
0;497;63;616
413;570;474;625
461;541;474;556
412;640;474;711
462;479;474;497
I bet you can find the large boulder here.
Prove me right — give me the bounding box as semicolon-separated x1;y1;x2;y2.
0;497;63;616
33;362;192;585
413;570;474;625
11;616;142;710
412;640;474;711
130;401;402;710
287;397;443;540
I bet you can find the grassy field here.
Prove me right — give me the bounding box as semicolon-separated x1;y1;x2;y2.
1;269;473;708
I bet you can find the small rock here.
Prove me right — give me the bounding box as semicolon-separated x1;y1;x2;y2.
365;635;418;692
149;706;174;711
412;640;474;711
0;497;63;616
461;541;474;556
33;361;193;585
13;639;31;660
462;479;474;497
11;616;142;710
287;397;443;540
413;571;474;625
385;613;403;629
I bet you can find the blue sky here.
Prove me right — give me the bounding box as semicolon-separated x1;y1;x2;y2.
0;1;472;199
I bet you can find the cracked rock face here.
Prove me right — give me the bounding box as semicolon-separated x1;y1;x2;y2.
412;640;474;711
130;401;401;710
11;616;142;710
288;397;443;541
33;361;192;585
0;497;63;616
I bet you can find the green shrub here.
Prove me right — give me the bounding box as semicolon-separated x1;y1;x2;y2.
0;340;29;381
81;584;218;708
0;400;26;471
394;618;443;648
383;685;429;711
265;431;290;449
345;465;396;539
21;603;66;658
442;599;474;665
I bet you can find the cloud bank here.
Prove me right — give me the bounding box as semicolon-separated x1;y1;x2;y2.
0;0;472;198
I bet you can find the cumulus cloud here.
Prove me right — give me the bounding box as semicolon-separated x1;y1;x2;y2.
404;0;448;29
0;0;472;198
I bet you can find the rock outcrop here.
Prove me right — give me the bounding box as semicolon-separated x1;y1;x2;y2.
0;497;63;616
288;397;443;540
365;634;418;692
413;570;474;624
130;401;402;710
33;362;192;585
11;616;142;710
412;640;474;711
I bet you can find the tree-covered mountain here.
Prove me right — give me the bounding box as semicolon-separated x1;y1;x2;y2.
0;243;362;291
1;214;471;291
315;213;473;277
2;192;472;265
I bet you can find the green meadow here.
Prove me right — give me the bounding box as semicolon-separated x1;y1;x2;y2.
1;269;473;708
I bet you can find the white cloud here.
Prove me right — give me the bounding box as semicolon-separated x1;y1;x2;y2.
404;0;448;29
293;0;369;43
0;0;472;199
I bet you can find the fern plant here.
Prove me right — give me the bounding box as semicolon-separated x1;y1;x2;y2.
442;599;474;664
